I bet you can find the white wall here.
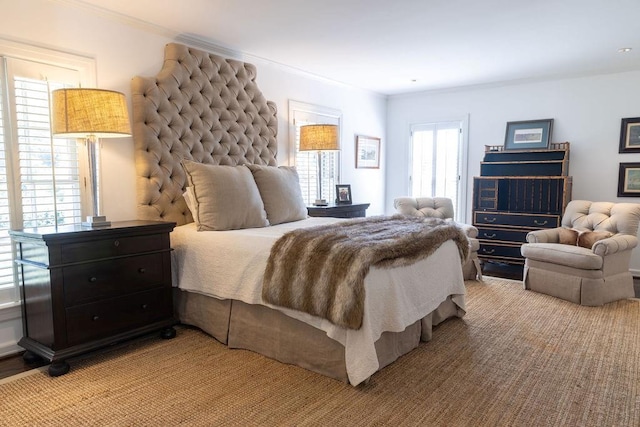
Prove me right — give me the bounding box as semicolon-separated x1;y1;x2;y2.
386;70;640;271
0;0;386;355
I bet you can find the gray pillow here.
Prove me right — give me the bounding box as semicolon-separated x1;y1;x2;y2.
182;160;269;231
247;165;308;225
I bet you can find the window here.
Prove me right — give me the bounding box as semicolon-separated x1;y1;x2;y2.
0;43;94;308
410;120;468;222
289;101;341;205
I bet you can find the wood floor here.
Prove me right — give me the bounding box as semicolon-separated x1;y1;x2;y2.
0;352;47;380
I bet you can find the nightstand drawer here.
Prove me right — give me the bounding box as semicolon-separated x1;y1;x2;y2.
63;253;165;306
65;287;173;345
61;234;165;263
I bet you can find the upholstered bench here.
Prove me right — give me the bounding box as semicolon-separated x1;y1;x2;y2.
394;197;482;281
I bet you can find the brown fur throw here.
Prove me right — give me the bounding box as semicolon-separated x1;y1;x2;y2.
262;215;469;330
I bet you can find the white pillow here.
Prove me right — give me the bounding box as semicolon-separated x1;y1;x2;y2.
182;160;269;231
247;165;308;225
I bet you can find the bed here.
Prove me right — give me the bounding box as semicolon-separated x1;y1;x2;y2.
131;43;467;386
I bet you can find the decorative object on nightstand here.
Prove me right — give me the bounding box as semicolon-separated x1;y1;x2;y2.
335;184;352;204
10;220;176;377
299;124;340;206
307;202;370;219
51;88;132;228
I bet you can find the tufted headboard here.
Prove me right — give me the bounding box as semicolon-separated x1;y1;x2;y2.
132;43;278;226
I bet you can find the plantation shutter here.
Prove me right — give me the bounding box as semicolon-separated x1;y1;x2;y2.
0;56;82;307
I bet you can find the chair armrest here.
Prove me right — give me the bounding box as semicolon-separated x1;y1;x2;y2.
526;228;561;243
449;220;478;238
592;235;638;256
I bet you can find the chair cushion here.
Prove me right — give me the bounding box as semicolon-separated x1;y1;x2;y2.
521;243;603;270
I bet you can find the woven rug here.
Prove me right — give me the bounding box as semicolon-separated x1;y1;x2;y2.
1;277;638;426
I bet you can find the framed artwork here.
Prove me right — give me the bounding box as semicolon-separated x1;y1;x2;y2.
618;117;640;153
504;119;554;151
355;135;380;169
617;163;640;197
335;184;352;204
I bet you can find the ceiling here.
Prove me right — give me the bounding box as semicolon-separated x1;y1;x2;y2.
74;0;640;95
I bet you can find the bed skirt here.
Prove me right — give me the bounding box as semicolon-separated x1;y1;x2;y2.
174;289;464;384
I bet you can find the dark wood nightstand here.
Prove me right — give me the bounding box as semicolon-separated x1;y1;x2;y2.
307;203;370;218
9;220;176;376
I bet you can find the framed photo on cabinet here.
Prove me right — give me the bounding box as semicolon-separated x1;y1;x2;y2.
504;119;553;151
355;135;380;169
617;162;640;196
618;117;640;153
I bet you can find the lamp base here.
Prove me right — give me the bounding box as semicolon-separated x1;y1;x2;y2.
313;199;328;206
82;215;111;228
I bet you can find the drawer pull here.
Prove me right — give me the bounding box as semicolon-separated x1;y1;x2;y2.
141;304;148;310
483;217;497;223
113;240;120;247
533;220;548;226
481;248;495;254
92;315;100;321
138;268;146;274
88;277;97;283
483;233;497;239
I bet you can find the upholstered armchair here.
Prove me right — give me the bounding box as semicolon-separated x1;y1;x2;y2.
394;197;482;281
521;200;640;305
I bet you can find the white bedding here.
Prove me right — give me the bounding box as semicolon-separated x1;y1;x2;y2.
170;217;466;385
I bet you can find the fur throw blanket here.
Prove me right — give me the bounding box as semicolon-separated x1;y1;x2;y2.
262;215;470;330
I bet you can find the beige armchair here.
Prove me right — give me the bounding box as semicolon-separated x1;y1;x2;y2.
521;200;640;305
394;197;482;281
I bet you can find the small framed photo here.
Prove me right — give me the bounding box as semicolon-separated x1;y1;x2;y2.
618;117;640;153
355;135;380;169
618;163;640;197
335;184;352;204
504;119;554;151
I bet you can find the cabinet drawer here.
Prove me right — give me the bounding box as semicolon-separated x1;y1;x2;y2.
477;227;529;243
65;287;173;345
474;212;559;228
61;234;165;264
63;253;165;306
478;243;523;261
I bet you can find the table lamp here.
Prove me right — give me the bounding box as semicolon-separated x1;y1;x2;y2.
299;124;339;206
51;88;131;227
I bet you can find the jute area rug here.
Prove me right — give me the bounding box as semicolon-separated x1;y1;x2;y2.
1;277;638;427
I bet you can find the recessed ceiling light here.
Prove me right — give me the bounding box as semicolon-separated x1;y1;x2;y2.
618;47;632;53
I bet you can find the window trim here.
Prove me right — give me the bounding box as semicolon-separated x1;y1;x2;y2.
408;115;470;223
0;38;96;308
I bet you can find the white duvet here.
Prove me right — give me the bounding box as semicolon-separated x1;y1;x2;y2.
170;217;466;385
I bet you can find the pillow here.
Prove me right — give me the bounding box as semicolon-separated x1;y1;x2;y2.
183;188;196;214
577;230;613;249
182;160;269;231
557;227;579;245
246;165;308;225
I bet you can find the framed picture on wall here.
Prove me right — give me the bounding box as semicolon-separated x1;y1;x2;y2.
504;119;554;151
355;135;381;169
618;117;640;153
335;184;352;204
617;162;640;197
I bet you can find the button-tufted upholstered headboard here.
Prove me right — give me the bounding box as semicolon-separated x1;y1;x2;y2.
132;43;278;226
